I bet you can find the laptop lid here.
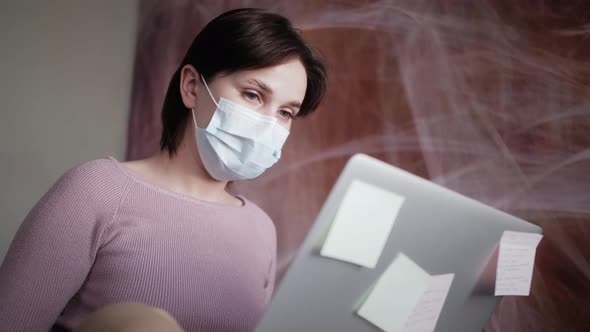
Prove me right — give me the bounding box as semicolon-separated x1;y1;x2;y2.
256;153;542;332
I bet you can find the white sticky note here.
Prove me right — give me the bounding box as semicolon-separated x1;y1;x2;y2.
495;231;543;296
404;274;455;332
320;180;405;268
357;253;430;332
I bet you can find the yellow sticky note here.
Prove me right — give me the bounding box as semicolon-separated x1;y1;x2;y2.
357;253;430;331
320;180;405;268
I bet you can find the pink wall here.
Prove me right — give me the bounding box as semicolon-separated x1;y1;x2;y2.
126;1;590;330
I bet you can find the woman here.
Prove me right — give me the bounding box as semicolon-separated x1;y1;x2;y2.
0;8;327;332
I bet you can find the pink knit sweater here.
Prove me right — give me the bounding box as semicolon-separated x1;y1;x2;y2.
0;157;276;332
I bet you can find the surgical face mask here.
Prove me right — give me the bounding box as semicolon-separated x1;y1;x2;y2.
192;74;290;181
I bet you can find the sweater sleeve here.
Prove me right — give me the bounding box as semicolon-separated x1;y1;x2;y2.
257;208;277;307
0;160;127;331
264;239;277;307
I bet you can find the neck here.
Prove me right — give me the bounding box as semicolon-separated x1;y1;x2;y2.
151;130;229;203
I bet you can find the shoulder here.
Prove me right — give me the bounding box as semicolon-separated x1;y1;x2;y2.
59;157;127;189
63;156;122;176
49;157;130;212
243;198;275;227
241;197;277;242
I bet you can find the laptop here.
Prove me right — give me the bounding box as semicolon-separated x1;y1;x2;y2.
255;153;542;332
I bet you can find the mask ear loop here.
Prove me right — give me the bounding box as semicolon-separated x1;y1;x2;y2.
192;74;218;129
191;108;200;128
200;74;219;108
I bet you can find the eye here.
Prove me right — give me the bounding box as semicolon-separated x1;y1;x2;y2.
243;91;261;102
278;110;294;119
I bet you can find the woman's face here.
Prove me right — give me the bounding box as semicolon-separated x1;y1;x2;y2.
190;58;308;131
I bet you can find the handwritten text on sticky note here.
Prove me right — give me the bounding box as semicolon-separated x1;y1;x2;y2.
495;231;543;296
357;253;430;331
404;273;454;332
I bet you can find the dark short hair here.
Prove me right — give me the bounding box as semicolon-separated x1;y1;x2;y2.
160;8;328;155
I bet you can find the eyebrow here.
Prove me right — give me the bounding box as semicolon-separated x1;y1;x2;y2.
247;78;302;111
248;79;272;94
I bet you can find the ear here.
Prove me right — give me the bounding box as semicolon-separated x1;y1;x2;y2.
179;64;200;109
